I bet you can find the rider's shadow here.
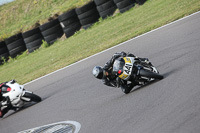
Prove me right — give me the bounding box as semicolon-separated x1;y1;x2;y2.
130;78;164;93
130;68;181;93
2;102;40;119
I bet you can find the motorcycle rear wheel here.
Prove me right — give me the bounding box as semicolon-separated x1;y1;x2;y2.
139;69;163;79
23;92;42;102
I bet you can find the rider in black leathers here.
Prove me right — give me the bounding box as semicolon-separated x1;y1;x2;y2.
93;52;149;93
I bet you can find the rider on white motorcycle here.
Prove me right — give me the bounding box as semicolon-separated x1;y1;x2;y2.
0;80;41;118
92;52;151;92
0;80;16;118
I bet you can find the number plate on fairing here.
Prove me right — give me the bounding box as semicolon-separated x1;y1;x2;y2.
119;57;134;80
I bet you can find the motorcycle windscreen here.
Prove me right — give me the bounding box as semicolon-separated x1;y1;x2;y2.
113;58;125;75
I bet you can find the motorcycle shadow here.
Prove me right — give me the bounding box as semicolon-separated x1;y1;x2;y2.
2;102;40;119
130;79;163;93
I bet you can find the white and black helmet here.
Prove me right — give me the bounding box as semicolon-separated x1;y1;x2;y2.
92;66;104;79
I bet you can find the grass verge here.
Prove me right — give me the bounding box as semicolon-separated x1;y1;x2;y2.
0;0;200;84
0;0;92;40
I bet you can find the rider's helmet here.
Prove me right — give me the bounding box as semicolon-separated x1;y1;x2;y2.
1;84;11;93
92;66;105;79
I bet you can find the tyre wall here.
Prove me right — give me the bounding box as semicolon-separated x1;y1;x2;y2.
58;9;81;38
113;0;135;13
75;1;100;29
1;0;148;61
39;19;64;44
0;41;9;65
135;0;147;5
94;0;117;19
5;33;27;58
22;27;44;53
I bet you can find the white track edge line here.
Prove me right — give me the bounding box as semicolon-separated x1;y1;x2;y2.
24;11;200;86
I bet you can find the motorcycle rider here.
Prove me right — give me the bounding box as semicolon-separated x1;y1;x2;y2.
92;51;150;93
0;80;15;118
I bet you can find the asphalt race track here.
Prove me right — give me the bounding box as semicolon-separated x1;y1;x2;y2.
1;11;200;133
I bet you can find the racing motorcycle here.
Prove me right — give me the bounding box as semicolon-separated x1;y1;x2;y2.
113;57;163;94
0;80;41;117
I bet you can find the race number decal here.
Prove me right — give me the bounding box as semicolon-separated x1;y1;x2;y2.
124;63;132;75
119;57;134;80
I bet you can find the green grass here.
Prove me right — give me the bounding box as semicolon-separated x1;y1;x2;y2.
0;0;200;84
0;0;92;40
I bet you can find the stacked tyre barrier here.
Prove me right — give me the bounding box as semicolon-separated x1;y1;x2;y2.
135;0;147;5
75;1;100;29
5;33;26;58
0;0;147;65
22;27;43;53
114;0;135;13
94;0;117;19
0;41;9;65
58;9;81;38
39;19;64;44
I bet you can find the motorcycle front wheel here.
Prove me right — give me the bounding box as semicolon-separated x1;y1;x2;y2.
23;92;42;102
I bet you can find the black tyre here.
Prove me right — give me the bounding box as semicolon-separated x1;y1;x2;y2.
4;33;22;44
22;27;43;53
75;1;96;15
139;69;163;79
113;0;123;4
9;46;27;58
0;41;9;62
6;38;24;50
22;28;41;39
63;22;81;37
121;87;132;94
135;0;147;5
28;46;41;53
119;4;134;13
58;9;77;22
79;14;100;26
96;1;116;12
39;19;60;31
0;52;9;58
0;47;8;55
23;92;42;102
0;52;9;62
76;1;100;28
77;8;98;20
41;24;62;37
0;52;9;65
121;83;134;94
116;0;135;9
82;23;93;30
99;6;117;18
24;33;43;44
0;41;9;54
60;17;80;28
94;0;108;6
25;39;43;49
5;33;26;58
40;19;64;44
43;30;63;44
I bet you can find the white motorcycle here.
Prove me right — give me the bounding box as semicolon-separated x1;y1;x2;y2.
0;80;41;117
